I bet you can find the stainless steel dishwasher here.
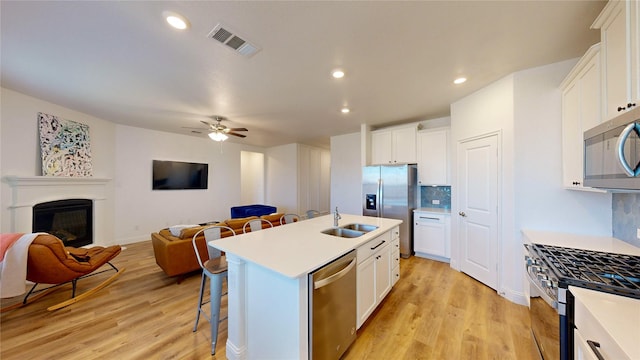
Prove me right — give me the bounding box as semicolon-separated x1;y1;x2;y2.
308;249;357;360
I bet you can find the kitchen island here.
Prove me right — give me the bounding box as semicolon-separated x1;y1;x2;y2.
210;213;402;360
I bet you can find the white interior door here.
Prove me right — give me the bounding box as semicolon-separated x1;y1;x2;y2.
457;134;499;290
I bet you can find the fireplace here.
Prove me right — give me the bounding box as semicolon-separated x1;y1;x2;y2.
33;199;93;247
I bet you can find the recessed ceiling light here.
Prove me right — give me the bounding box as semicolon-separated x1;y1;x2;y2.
163;11;190;30
341;107;350;114
454;77;467;85
332;70;345;79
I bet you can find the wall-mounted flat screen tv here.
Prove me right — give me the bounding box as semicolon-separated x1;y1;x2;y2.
152;160;208;190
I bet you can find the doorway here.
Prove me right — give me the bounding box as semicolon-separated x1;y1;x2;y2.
457;133;499;290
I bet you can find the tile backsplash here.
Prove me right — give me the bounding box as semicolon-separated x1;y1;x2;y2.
612;193;640;247
420;186;451;209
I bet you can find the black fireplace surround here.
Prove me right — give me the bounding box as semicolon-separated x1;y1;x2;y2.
32;199;93;247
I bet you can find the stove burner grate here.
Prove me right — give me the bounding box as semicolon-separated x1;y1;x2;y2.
532;244;640;299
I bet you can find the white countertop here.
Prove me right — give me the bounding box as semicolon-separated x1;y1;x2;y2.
522;230;640;256
414;207;451;214
570;286;640;359
210;214;402;279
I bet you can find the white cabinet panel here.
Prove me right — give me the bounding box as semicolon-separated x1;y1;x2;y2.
413;211;450;260
417;129;450;185
370;126;416;165
560;44;604;191
593;0;640;120
356;228;398;329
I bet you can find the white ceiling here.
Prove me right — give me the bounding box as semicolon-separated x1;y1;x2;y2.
1;1;605;149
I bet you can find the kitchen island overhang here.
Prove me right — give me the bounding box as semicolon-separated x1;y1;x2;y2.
209;214;402;360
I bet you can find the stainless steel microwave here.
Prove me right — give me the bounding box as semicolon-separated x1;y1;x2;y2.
584;105;640;190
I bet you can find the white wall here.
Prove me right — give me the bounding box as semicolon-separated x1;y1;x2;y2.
241;151;265;205
1;87;116;242
1;87;269;245
113;125;266;243
450;60;612;304
265;143;298;214
330;132;362;215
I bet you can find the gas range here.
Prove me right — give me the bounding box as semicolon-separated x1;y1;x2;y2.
531;243;640;299
524;242;640;360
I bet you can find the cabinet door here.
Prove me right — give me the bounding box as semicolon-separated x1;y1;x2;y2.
562;81;583;188
597;0;635;120
561;45;602;191
356;256;376;328
371;130;393;165
574;329;600;360
414;216;446;257
375;245;391;303
417;129;449;185
393;127;417;164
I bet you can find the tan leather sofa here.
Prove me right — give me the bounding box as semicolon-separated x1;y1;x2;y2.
151;213;288;278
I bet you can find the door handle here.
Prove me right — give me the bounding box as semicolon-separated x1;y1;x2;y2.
616;122;640;177
458;211;467;217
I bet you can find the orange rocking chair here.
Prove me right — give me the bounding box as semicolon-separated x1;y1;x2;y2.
18;234;124;311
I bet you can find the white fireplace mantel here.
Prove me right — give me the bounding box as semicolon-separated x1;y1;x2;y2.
4;175;112;245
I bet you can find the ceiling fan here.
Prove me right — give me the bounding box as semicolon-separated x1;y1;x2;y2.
184;116;248;141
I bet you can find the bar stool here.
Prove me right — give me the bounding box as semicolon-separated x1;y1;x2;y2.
191;225;235;355
242;218;273;233
306;210;321;219
279;213;300;225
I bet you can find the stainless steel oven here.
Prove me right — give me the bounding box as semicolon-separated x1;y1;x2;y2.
524;243;640;360
525;245;563;360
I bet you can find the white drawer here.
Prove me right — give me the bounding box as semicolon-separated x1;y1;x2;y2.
392;265;400;285
357;231;390;262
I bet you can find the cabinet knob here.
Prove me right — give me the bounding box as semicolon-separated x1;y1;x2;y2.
629;102;637;108
458;211;467;217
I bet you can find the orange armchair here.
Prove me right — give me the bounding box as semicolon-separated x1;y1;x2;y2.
22;234;124;311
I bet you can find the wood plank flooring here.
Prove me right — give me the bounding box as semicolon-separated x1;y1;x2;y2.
1;240;537;359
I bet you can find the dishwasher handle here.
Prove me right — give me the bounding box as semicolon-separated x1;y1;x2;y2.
314;258;356;289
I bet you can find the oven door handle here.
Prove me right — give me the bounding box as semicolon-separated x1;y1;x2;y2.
526;271;558;311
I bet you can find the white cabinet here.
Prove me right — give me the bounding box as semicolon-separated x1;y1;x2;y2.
560;44;604;191
592;0;640;121
572;287;635;360
371;126;417;165
356;229;395;328
390;227;400;286
413;210;450;261
416;128;450;185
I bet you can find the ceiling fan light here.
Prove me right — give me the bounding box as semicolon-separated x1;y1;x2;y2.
208;132;228;141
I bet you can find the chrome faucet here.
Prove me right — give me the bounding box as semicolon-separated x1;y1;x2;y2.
334;207;341;227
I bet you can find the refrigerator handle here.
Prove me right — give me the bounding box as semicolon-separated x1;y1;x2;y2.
377;178;383;217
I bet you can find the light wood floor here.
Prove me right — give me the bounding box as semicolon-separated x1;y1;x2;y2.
1;241;537;359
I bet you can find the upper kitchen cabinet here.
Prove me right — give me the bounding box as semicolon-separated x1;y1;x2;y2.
561;44;605;191
371;125;417;165
592;0;639;120
416;128;450;185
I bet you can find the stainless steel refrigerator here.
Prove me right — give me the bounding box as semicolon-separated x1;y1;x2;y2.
362;164;417;258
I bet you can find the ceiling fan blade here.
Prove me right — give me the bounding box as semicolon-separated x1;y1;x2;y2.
227;132;247;138
200;120;213;127
228;127;248;132
182;126;207;130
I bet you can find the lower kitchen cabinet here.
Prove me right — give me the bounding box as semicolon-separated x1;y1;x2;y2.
413;209;450;262
356;227;396;329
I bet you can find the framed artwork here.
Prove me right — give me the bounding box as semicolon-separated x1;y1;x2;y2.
38;112;93;176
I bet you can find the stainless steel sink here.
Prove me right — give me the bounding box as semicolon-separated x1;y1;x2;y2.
340;223;378;233
321;227;364;238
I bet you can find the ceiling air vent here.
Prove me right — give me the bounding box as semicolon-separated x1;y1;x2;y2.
208;24;261;58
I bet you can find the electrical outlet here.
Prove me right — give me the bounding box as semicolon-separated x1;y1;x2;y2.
637;228;640;239
432;199;440;205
